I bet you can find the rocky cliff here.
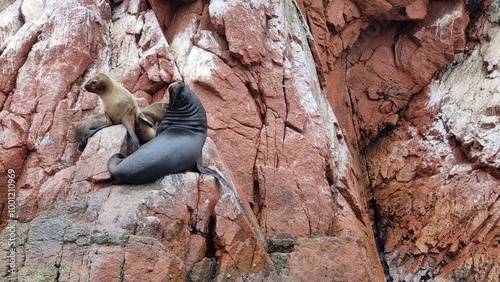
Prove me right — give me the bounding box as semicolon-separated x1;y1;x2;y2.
0;0;498;281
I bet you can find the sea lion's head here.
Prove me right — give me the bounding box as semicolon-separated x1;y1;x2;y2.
167;81;191;110
84;73;110;95
157;81;206;135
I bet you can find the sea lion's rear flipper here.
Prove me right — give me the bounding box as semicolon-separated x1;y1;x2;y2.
107;153;126;184
138;112;154;127
196;158;232;190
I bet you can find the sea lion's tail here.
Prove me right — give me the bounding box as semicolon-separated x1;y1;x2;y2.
196;159;232;190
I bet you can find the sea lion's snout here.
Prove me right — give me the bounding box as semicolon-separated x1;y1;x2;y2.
84;81;93;92
167;81;184;94
168;81;185;109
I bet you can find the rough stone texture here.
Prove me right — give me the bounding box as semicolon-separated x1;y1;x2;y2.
366;17;500;282
346;0;469;149
0;0;498;281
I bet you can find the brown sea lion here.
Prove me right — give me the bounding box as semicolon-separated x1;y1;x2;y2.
84;73;142;149
75;102;168;151
135;102;168;144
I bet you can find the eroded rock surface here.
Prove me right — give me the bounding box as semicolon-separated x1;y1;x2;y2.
367;21;500;282
0;0;497;281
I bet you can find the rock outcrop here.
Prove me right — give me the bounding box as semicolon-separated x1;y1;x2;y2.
0;0;498;281
367;21;500;281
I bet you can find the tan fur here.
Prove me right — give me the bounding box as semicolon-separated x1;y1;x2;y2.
75;102;168;151
84;73;141;148
141;102;168;124
82;73;171;150
136;102;168;144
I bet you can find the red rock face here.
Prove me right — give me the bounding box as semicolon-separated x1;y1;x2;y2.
0;0;497;281
347;0;469;149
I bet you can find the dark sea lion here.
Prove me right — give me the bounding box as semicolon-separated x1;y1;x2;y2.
84;73;141;149
75;113;107;151
107;81;231;188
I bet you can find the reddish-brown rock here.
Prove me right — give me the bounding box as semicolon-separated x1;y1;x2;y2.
0;0;497;281
366;22;500;279
346;0;469;148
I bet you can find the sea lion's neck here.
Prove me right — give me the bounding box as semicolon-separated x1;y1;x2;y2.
157;101;207;135
98;81;117;104
99;91;113;107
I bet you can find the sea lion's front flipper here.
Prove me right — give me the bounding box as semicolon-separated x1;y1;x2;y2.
122;113;140;150
138;112;154;127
